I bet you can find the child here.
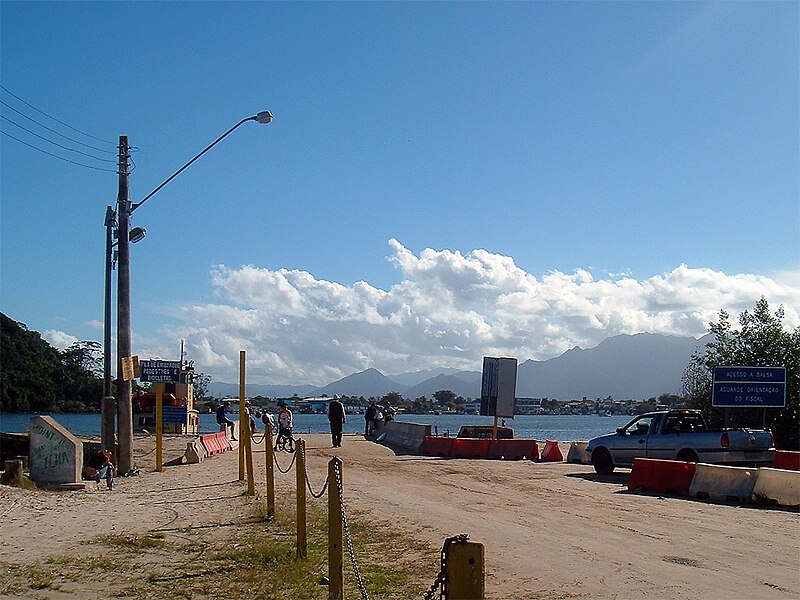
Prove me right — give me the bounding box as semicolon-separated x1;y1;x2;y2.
95;449;117;490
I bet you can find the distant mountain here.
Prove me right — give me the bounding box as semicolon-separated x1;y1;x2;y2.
316;368;407;398
388;367;468;387
207;333;711;401
404;373;482;400
207;381;318;399
515;332;712;399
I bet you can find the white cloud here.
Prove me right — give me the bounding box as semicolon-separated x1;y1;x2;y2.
43;330;79;350
157;240;800;385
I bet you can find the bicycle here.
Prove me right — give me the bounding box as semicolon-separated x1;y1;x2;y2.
274;429;295;453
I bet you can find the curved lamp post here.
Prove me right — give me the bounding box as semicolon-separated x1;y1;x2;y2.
114;111;273;474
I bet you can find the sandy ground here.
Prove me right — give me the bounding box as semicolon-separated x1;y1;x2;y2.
1;432;798;599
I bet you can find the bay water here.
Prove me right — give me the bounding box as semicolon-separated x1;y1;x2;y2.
0;412;633;442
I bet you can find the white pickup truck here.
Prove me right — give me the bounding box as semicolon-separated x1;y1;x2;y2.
586;409;775;474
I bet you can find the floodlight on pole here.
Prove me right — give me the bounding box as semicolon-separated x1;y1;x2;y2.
114;111;273;475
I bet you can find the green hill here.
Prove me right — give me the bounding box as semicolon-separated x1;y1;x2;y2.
0;313;102;412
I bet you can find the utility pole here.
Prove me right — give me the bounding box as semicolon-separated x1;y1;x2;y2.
116;135;134;475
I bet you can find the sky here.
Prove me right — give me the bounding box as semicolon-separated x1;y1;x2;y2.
1;1;798;387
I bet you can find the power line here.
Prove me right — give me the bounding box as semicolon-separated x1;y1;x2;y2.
0;84;117;146
0;100;116;155
1;114;116;163
1;129;118;173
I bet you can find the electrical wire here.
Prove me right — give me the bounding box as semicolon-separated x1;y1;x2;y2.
1;129;117;172
0;100;116;155
1;114;116;163
0;84;117;145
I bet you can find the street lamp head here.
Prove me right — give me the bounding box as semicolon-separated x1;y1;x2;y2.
129;226;147;244
255;111;273;124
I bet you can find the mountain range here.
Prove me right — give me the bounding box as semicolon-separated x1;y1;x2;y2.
206;332;712;400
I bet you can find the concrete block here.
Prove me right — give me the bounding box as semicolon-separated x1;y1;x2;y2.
29;416;83;487
689;463;757;503
567;441;590;464
752;467;800;507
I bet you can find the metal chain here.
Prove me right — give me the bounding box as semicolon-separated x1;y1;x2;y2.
301;443;330;499
334;461;370;600
422;534;470;600
273;450;297;474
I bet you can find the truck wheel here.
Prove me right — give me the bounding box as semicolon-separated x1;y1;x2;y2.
677;449;698;463
592;448;614;474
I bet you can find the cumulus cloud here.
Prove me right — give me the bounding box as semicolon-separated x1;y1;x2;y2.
160;240;800;385
43;329;79;350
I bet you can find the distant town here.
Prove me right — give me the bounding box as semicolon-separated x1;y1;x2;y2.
199;392;685;417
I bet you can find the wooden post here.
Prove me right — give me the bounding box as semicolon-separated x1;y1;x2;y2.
296;439;307;558
245;416;255;496
328;457;343;600
4;459;23;486
155;382;164;472
265;427;275;518
492;415;498;440
239;350;246;481
446;540;485;600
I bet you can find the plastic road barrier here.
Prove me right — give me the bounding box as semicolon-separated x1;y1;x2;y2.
488;439;539;460
566;441;590;464
450;438;491;459
752;468;800;507
773;450;800;471
540;440;563;462
420;436;455;457
688;464;757;503
628;458;697;496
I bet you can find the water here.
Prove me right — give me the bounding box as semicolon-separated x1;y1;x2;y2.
0;412;634;442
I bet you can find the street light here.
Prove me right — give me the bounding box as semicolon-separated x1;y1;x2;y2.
114;111;273;474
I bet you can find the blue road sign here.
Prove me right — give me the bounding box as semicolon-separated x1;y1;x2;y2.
154;406;188;424
712;366;787;408
139;360;181;382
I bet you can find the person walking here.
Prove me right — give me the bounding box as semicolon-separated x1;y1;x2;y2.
328;395;346;448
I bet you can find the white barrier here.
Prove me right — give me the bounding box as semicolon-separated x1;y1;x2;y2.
183;439;206;464
688;464;757;503
382;421;432;453
566;441;590;464
752;468;800;507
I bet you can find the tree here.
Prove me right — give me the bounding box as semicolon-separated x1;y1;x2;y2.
193;372;212;400
380;391;405;406
432;390;457;407
682;298;799;450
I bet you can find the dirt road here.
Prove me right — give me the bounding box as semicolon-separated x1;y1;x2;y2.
1;433;798;599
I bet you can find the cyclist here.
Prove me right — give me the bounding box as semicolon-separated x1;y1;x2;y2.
275;401;294;451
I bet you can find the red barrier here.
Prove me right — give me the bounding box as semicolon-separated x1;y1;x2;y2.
450;438;491;459
628;458;697;496
420;436;455;457
539;440;563;462
216;432;231;452
773;450;800;471
200;434;218;456
488;439;539;460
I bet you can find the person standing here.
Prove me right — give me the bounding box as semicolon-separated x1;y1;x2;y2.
365;401;378;436
328;395;346;448
276;401;293;449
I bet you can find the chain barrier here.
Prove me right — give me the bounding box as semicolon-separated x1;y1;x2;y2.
422;534;470;600
300;443;330;499
333;460;370;600
273;450;297;474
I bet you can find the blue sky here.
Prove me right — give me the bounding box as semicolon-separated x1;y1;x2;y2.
1;1;798;386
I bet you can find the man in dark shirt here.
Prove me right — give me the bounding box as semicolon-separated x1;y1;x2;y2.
216;400;236;440
327;395;346;448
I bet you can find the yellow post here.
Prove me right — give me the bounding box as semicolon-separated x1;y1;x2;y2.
446;540;485;600
296;439;307;557
155;382;164;472
239;350;246;481
492;415;498;440
265;426;275;519
328;457;343;600
245;415;255;496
